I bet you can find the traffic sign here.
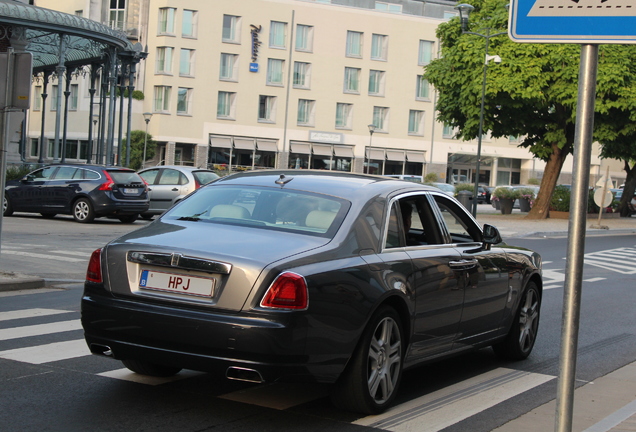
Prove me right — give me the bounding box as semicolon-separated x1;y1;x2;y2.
509;0;636;43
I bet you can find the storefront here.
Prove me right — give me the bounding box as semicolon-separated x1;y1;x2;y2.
288;141;354;171
208;135;278;171
366;148;426;176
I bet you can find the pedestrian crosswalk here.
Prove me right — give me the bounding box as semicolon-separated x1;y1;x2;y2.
0;306;556;431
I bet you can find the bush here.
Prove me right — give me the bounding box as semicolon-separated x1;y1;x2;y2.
424;172;439;183
527;177;540;185
5;164;34;181
492;187;520;200
549;186;599;213
453;183;474;197
516;187;536;200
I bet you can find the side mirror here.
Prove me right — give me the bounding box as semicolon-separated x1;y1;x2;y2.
20;175;33;183
482;224;502;245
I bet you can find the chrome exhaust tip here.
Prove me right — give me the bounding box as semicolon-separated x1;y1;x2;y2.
226;366;264;383
89;343;113;357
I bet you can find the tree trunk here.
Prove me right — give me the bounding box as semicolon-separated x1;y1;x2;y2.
618;161;636;217
526;145;569;220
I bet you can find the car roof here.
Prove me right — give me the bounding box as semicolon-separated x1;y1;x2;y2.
212;169;439;201
38;163;135;171
140;165;213;172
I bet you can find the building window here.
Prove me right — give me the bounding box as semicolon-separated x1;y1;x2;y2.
219;53;238;81
344;67;361;94
270;21;287;48
217;91;236;119
371;34;388;60
419;40;434;66
293;62;311;89
156;47;173;74
372;106;389;132
443;123;457;138
297;99;315;126
375;1;402;13
222;15;241;43
182;9;198;38
408;110;424;135
368;70;385;96
335;103;353;129
51;85;59;111
416;75;430;100
267;59;284;85
154;86;171;112
180;49;195;76
30;138;38;157
509;135;522;144
258;95;277;122
158;7;176;35
109;0;126;30
296;24;313;52
177;87;192;114
69;84;78;111
34;86;42;110
346;31;363;57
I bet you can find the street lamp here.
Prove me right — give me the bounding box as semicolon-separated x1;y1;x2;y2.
142;112;152;169
366;123;376;174
455;3;506;217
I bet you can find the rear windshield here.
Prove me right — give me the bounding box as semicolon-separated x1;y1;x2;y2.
108;170;144;184
163;185;349;237
193;171;219;185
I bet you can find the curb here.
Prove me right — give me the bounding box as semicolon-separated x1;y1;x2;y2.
0;272;46;292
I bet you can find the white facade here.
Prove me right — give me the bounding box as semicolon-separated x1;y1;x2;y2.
25;0;626;186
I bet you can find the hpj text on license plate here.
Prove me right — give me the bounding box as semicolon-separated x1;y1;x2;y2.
139;270;214;297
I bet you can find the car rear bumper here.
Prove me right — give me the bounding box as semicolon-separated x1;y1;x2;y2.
81;284;345;383
92;200;150;216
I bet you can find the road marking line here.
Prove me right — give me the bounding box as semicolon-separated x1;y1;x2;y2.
0;320;82;341
1;250;86;263
353;368;554;431
50;250;92;257
0;339;89;364
0;308;72;322
583;399;636;432
583;277;605;283
219;382;330;410
543;284;562;290
97;368;205;385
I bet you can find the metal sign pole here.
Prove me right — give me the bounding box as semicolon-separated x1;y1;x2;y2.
554;43;599;432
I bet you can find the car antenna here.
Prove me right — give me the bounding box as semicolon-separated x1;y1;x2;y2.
275;174;293;186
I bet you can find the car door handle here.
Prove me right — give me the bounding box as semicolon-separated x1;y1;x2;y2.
172;188;178;191
449;259;478;270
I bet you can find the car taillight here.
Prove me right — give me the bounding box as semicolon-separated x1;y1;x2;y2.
98;171;115;191
260;272;308;310
86;249;103;283
194;178;201;189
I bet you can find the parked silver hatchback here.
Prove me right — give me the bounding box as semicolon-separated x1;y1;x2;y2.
138;166;219;219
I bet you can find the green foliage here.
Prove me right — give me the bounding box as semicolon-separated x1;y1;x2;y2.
4;164;34;181
454;183;474;196
516;187;536;200
492;187;520;200
120;130;156;171
424;172;439;183
114;88;145;100
527;177;540;185
550;186;570;211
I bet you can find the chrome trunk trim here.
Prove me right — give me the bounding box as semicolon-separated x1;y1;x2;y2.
127;251;232;274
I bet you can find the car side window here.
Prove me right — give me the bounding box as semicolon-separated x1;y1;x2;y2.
431;195;481;243
72;169;84;179
385;201;403;248
158;169;181;185
53;167;78;180
139;169;159;185
30;167;56;180
179;172;189;185
84;170;100;180
385;194;445;249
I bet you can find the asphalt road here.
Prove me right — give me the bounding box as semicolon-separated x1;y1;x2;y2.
0;215;635;431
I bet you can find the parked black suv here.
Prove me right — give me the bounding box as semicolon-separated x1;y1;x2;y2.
3;164;149;223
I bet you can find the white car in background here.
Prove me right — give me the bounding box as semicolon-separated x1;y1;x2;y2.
431;182;456;197
138;166;219;219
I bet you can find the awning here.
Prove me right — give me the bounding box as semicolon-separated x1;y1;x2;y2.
333;146;354;157
367;148;385;160
386;150;406;161
406;151;426;163
256;139;278;152
290;142;311;154
210;136;232;148
234;138;255;150
312;144;332;156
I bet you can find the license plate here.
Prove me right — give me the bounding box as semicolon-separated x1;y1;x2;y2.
139;270;214;298
123;188;138;195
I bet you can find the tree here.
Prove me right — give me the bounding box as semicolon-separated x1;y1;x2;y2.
120;130;156;171
423;0;636;219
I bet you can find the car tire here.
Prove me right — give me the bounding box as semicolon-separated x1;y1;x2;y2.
40;213;57;219
331;305;404;414
121;359;182;377
140;213;154;220
118;214;138;223
3;195;13;217
493;281;541;360
72;198;95;223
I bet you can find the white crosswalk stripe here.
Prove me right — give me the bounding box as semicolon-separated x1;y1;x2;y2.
0;339;89;364
583;247;636;274
0;308;73;322
0;319;82;341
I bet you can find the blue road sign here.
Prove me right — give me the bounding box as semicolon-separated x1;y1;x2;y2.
509;0;636;43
